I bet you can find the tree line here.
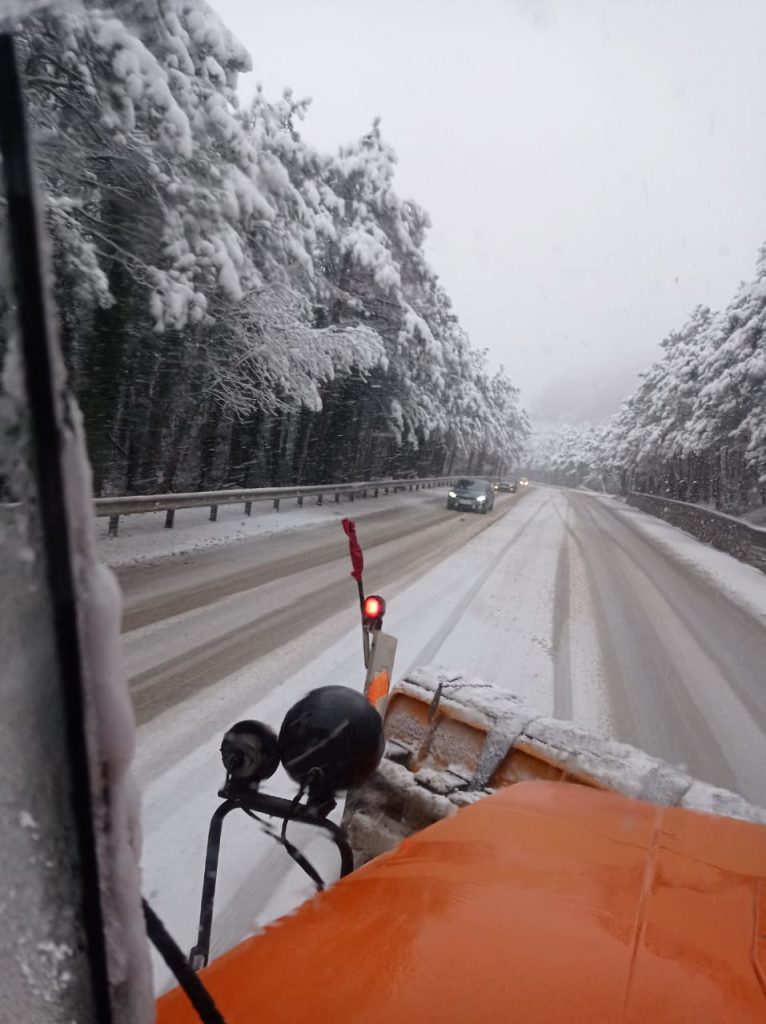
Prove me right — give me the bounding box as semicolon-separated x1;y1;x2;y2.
525;247;766;513
0;2;527;497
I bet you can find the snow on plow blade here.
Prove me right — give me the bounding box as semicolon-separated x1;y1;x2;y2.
345;667;766;863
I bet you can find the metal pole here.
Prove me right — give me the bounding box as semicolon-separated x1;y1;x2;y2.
188;801;238;970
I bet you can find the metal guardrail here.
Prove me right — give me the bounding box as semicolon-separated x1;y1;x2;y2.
95;476;458;536
627;491;766;573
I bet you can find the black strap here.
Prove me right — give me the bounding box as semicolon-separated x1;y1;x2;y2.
142;899;228;1024
242;806;325;891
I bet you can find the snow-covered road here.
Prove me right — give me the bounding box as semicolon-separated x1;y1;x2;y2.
557;491;766;800
118;488;520;731
117;485;766;990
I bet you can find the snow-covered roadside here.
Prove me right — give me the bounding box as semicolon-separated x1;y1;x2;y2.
598;494;766;624
96;488;448;568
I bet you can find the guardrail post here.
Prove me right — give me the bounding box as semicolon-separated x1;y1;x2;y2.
408;483;413;491
244;501;252;516
385;486;389;495
349;491;354;503
209;505;218;522
334;492;340;504
362;489;367;499
416;482;420;490
297;495;303;508
165;509;175;529
317;494;323;506
108;514;119;537
273;498;280;512
374;487;379;497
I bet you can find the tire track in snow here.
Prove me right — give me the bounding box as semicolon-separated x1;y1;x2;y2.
408;494;550;668
120;498;450;631
551;500;573;719
566;492;758;797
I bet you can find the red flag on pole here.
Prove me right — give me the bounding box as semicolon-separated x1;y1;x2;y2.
341;518;364;583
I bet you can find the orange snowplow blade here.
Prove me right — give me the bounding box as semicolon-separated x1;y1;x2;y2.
383;684;606;787
156;781;766;1023
344;673;766;863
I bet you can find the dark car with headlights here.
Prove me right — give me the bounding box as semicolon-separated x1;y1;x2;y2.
446;478;495;513
493;479;518;493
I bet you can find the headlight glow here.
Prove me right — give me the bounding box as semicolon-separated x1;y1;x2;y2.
477;495;487;502
448;491;456;498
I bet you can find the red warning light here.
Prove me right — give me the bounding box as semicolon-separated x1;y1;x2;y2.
363;595;385;620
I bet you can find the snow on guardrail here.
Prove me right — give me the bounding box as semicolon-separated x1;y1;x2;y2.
94;476;458;536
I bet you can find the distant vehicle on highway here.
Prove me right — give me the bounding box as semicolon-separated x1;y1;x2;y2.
519;477;529;487
493;479;518;493
447;478;495;513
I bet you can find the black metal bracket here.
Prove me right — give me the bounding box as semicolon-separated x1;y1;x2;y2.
188;788;354;970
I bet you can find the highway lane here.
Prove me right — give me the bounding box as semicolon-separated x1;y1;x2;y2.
120;485;766;800
119;489;521;725
558;490;766;802
127;484;766;987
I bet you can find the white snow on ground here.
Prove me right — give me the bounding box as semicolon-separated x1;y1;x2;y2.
401;487;613;736
96;489;441;568
566;526;614;737
566;493;766;757
404;489;563;709
605;495;766;625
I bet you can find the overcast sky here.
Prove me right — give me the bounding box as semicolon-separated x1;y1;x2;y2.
210;0;766;422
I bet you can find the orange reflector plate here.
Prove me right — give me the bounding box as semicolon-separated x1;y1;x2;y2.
367;670;390;706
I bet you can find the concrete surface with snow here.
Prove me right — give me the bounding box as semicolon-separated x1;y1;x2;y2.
121;485;766;992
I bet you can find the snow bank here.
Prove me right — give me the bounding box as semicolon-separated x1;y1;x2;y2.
614;499;766;625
